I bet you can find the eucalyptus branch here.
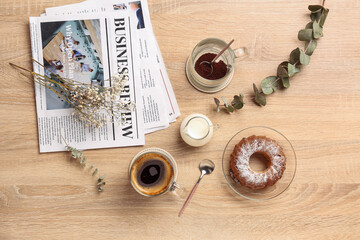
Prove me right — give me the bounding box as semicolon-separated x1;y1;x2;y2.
253;3;329;106
214;94;245;113
61;135;106;192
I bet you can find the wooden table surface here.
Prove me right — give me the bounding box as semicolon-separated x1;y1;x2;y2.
1;0;360;239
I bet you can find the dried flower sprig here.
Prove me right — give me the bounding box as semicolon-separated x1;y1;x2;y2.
214;94;245;113
253;1;329;106
10;59;135;128
62;136;106;192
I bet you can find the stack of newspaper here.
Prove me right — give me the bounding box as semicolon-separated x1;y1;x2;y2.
30;0;180;152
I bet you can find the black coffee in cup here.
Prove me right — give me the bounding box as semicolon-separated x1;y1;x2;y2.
130;152;174;196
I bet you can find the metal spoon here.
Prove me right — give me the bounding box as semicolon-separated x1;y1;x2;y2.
199;39;234;76
178;159;215;217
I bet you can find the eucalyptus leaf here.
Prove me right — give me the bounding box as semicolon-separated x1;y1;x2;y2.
305;40;317;56
231;95;244;110
214;97;220;106
66;146;73;151
305;21;313;29
93;168;98;176
225;105;234;113
71;149;79;158
82;158;87;168
308;5;324;12
277;61;289;78
221;97;229;107
253;83;266;106
253;83;260;95
239;94;244;102
279;61;290;67
299;49;310;65
311;11;322;21
214;98;220;112
261;76;278;95
319;8;329;27
277;66;288;78
298;29;313;41
281;77;290;88
289;48;301;64
312;21;323;39
287;63;301;77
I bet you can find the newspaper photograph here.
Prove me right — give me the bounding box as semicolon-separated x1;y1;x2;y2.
30;12;145;152
45;0;181;130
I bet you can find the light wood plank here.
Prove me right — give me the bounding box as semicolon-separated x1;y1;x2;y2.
1;0;360;239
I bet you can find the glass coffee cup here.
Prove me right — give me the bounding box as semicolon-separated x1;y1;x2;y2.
185;38;247;93
129;148;183;197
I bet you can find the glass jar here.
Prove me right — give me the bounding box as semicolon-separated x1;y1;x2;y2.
185;38;247;93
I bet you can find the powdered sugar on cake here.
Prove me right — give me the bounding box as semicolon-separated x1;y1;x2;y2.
232;136;286;188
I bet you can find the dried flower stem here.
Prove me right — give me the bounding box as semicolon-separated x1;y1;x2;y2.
10;59;135;128
61;135;106;192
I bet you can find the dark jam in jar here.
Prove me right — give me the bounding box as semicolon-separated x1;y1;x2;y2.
194;53;228;80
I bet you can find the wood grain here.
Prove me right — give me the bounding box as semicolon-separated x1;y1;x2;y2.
1;0;360;239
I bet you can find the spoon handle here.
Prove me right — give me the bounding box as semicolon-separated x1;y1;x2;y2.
211;39;235;63
178;180;201;217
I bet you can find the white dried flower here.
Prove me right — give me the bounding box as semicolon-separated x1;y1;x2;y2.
29;70;135;128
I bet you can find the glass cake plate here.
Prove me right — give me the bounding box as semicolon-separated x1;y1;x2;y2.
222;126;296;200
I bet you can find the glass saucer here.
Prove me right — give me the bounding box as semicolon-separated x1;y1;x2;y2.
222;126;297;200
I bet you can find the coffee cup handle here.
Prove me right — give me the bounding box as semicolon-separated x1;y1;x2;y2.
170;182;185;197
234;47;248;60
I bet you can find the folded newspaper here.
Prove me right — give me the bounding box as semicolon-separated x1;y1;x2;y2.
30;0;180;152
